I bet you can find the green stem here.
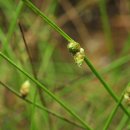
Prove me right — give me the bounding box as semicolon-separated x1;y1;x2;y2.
103;83;130;130
0;52;92;130
0;80;85;129
22;0;73;42
84;57;130;117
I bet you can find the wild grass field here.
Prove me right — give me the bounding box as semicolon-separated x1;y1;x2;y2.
0;0;130;130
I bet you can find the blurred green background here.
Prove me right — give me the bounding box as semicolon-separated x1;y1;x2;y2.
0;0;130;130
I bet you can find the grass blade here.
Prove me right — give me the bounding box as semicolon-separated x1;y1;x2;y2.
0;80;85;129
22;0;73;42
84;57;130;117
0;52;92;130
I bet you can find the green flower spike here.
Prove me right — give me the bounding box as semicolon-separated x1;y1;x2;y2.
74;48;85;67
67;41;80;55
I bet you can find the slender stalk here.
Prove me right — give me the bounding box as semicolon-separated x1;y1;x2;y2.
0;80;85;129
18;23;36;76
103;83;130;130
22;0;73;42
18;23;51;130
0;52;92;130
84;57;130;117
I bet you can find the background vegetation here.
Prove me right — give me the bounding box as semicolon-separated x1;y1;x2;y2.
0;0;130;130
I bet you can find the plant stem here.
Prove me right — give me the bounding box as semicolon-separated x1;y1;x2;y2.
84;57;130;117
22;0;73;42
0;52;92;130
103;83;130;130
0;80;85;129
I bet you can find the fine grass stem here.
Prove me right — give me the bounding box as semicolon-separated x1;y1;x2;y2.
0;52;92;130
84;57;130;117
103;83;130;130
0;80;85;129
22;0;73;42
22;0;129;118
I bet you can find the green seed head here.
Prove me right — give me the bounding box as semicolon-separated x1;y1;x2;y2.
20;80;30;98
67;42;80;54
74;49;85;67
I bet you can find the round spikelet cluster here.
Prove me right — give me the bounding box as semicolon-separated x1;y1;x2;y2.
67;41;85;67
123;87;130;106
20;80;30;98
67;41;80;54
